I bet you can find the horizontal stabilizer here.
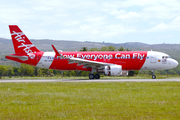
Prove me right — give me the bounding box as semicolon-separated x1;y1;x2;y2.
6;55;28;61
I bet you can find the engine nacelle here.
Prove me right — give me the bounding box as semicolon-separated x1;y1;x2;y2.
97;65;129;76
105;65;122;76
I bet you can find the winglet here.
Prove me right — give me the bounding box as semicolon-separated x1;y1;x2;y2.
51;45;67;59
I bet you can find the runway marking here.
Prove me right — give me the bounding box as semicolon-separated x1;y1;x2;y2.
0;79;180;83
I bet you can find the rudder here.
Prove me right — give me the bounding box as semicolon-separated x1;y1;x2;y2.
9;25;40;55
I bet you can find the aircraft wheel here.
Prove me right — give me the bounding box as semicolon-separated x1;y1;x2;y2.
95;74;100;79
152;75;156;79
89;74;94;79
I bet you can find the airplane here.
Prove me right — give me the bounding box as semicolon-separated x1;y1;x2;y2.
5;25;179;79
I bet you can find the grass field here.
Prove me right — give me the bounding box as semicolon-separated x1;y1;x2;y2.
0;82;179;119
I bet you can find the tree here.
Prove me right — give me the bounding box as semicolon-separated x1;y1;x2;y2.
38;68;54;77
81;71;90;76
0;65;8;79
167;69;178;75
89;47;99;51
80;47;88;51
47;69;54;77
20;64;35;76
34;67;39;76
100;46;108;51
13;67;21;76
6;66;14;78
126;48;131;51
108;46;116;51
118;47;125;51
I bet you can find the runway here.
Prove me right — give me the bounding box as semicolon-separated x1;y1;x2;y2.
0;79;180;83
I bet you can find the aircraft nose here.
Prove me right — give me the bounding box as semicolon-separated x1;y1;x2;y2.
173;59;179;68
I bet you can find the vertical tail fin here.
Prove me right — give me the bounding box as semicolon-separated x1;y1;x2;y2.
9;25;40;55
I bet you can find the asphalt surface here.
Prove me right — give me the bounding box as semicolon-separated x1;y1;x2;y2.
0;79;179;83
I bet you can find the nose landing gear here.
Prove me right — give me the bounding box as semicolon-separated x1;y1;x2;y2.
152;75;156;79
152;70;156;79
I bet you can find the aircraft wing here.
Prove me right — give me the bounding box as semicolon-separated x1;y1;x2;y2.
52;45;113;69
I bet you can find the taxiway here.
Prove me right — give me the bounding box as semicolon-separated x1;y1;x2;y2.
0;79;179;83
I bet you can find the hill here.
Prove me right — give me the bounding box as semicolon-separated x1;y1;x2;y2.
1;38;180;67
0;38;180;55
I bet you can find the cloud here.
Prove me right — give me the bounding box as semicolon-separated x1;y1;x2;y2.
33;6;53;11
171;16;180;29
1;0;180;43
109;10;141;19
146;16;180;32
146;23;169;32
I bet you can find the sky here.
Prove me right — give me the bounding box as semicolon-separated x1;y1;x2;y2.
0;0;180;44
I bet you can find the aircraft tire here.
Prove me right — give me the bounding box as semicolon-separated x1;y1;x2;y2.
89;74;94;79
95;74;100;79
152;75;156;79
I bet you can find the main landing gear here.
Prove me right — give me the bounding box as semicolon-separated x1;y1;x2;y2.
152;70;156;79
89;68;100;79
89;74;100;79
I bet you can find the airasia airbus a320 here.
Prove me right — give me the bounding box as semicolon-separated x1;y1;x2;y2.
5;25;178;79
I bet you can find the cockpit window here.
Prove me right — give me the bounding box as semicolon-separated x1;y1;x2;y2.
162;56;171;59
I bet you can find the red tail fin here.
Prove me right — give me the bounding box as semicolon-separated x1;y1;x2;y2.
9;25;40;55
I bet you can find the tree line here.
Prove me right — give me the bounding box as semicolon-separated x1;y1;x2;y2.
0;64;92;79
80;46;131;51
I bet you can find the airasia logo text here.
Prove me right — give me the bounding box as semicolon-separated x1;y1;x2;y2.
12;31;36;59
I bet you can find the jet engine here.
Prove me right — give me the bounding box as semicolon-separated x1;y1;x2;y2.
97;65;128;76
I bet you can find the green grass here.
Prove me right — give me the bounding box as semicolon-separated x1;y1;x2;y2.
0;82;179;119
